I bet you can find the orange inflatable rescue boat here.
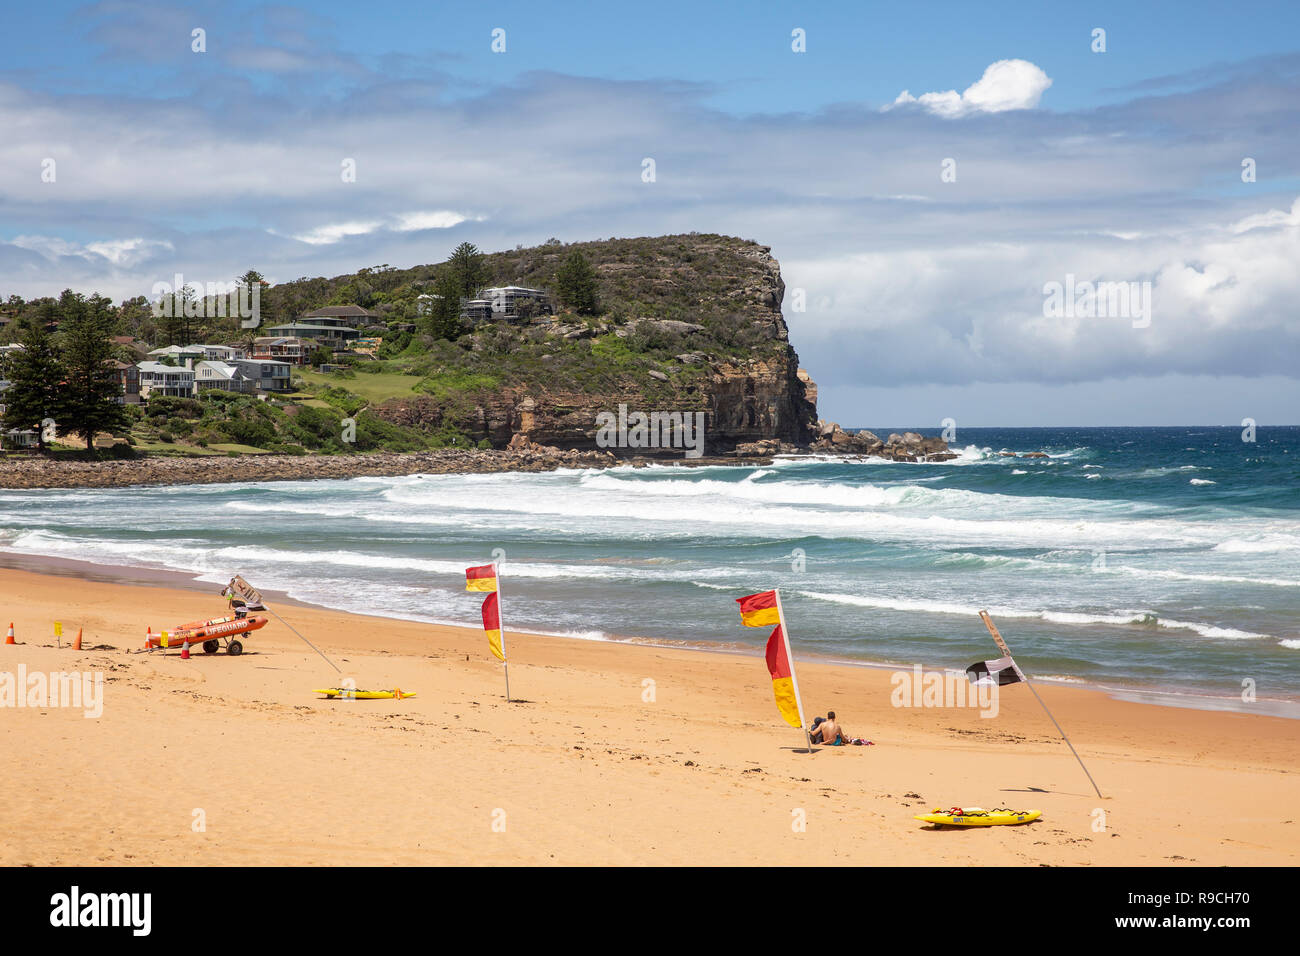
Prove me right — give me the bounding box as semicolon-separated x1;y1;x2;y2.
146;614;268;656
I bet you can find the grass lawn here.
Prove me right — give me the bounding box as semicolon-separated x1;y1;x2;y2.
205;443;274;455
296;369;424;404
129;441;220;456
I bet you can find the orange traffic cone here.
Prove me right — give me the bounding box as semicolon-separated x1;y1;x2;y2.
181;639;190;660
73;628;83;651
5;623;13;645
145;626;153;651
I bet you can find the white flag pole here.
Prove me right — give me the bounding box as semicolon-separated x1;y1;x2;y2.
979;611;1103;799
495;559;510;702
774;589;814;753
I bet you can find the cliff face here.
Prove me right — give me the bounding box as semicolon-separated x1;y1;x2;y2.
373;235;817;455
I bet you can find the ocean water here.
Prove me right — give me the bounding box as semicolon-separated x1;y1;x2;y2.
2;426;1297;705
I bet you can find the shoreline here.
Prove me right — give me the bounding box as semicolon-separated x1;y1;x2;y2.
1;549;1294;720
0;446;780;490
1;561;1297;865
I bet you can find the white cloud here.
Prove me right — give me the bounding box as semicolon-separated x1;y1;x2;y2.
284;211;480;245
85;237;174;267
1229;196;1300;234
391;210;477;232
890;59;1053;118
7;235;172;266
288;220;385;245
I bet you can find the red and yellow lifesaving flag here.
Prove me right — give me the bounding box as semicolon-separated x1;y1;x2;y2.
738;590;804;729
480;591;505;662
764;624;801;728
465;564;498;593
736;589;780;627
466;564;505;661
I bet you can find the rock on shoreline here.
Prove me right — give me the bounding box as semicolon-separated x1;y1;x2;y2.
806;422;959;462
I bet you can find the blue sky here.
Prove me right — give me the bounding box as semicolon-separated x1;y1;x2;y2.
2;1;1298;424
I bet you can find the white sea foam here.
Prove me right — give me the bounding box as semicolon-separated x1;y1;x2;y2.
794;589;1270;639
1214;536;1300;554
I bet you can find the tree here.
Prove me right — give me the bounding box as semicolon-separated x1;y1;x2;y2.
236;270;269;334
555;249;600;315
420;270;466;340
56;292;129;451
447;242;487;300
0;307;63;451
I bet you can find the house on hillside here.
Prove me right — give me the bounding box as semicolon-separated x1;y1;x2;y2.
194;360;255;394
231;358;292;392
261;316;362;348
107;360;141;404
303;304;382;326
199;344;244;362
251;336;308;365
147;344;207;366
137;361;196;398
460;285;552;323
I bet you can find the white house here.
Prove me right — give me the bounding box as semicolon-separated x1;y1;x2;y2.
146;345;206;365
462;285;552;323
200;344;245;362
137;361;196;398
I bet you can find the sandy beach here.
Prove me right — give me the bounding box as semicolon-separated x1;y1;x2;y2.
0;562;1296;867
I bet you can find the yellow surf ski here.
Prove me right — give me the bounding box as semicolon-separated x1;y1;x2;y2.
914;807;1041;827
314;688;416;700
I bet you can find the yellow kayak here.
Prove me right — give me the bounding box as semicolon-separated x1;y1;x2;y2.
314;688;416;700
914;807;1041;827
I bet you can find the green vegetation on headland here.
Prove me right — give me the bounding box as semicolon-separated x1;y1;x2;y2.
1;234;797;459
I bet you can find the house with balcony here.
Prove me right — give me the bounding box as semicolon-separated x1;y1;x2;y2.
231;358;292;392
262;305;377;349
460;285;552;324
137;361;196;398
200;344;245;362
146;344;207;366
251;336;308;365
194;360;255;394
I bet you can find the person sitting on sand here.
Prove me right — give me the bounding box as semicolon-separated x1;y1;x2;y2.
809;711;846;745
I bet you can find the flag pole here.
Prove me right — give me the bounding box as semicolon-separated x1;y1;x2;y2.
774;589;814;753
496;559;511;702
979;611;1102;799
